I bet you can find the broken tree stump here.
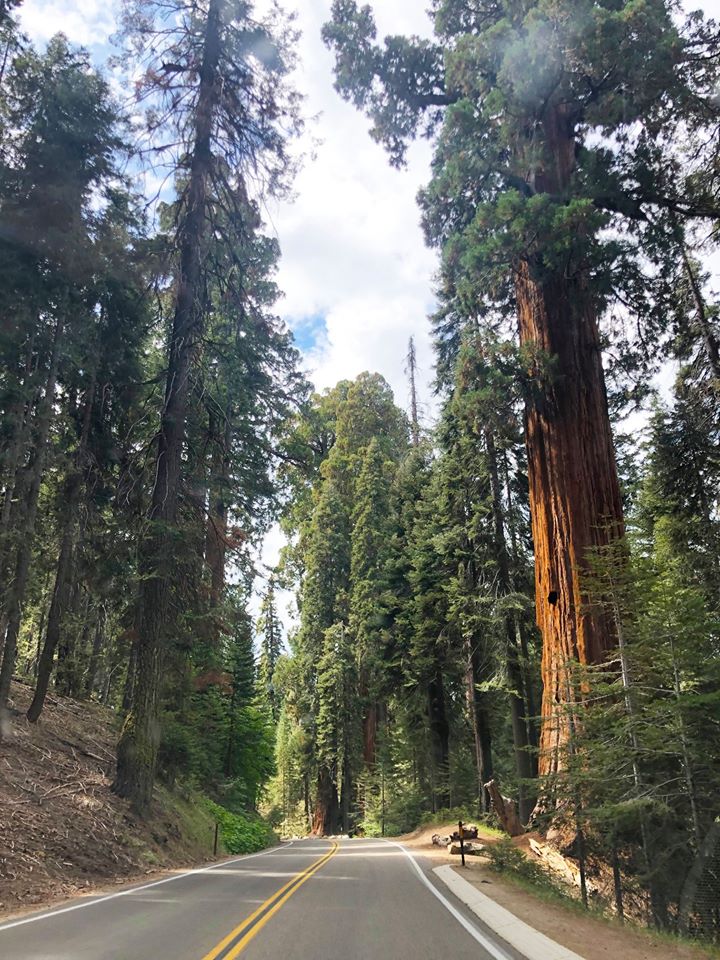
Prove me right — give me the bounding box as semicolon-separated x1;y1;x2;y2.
484;780;524;836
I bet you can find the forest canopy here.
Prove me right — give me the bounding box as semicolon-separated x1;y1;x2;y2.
0;0;719;943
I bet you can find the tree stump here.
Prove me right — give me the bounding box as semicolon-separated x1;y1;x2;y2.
484;779;523;836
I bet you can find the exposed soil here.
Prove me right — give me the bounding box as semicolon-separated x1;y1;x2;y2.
400;824;719;960
0;680;218;920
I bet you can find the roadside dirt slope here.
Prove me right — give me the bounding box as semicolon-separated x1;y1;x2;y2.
0;680;216;918
402;823;718;960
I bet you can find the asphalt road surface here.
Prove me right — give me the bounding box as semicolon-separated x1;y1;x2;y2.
0;838;524;960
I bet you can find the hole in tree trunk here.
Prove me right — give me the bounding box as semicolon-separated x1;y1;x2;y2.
548;591;558;606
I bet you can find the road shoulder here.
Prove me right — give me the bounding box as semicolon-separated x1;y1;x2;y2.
435;865;584;960
434;862;719;960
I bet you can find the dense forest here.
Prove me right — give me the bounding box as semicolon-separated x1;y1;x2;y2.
1;0;719;944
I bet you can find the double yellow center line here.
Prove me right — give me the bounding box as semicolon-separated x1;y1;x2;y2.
201;842;339;960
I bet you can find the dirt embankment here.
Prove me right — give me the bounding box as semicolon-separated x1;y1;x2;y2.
403;823;719;960
0;681;219;919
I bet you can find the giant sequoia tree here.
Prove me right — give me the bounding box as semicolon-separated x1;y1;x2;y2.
322;0;720;781
113;0;302;810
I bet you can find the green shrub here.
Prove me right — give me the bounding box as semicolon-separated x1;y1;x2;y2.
204;799;276;854
487;838;567;895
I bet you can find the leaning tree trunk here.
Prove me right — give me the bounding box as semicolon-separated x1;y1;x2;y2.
27;370;95;722
0;316;63;722
517;105;625;785
114;0;223;812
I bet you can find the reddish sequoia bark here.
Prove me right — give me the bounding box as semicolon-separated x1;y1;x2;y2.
517;105;625;782
312;766;340;836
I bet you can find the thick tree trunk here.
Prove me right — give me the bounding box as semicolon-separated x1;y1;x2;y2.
517;105;624;783
312;766;340;836
114;0;223;812
27;372;95;721
0;316;63;724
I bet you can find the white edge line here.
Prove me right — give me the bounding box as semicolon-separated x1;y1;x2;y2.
0;840;297;933
381;840;516;960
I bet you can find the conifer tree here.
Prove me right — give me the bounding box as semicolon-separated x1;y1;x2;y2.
257;579;284;721
322;0;720;784
0;36;131;719
113;0;302;810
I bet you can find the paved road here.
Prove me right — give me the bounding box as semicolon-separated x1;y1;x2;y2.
0;838;522;960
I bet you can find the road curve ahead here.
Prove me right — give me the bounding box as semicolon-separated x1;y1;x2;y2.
0;838;521;960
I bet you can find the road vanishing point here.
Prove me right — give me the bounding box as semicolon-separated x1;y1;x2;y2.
0;838;524;960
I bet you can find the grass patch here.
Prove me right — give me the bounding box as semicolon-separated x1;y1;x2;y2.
487;839;572;899
157;784;220;857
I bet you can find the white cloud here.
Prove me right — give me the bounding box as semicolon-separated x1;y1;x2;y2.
19;0;116;47
267;0;439;412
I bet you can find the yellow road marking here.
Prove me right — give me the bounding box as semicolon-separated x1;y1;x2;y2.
221;842;339;959
200;843;338;960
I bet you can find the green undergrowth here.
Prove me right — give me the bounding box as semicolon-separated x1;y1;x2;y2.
156;786;220;856
204;799;276;854
486;839;573;899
